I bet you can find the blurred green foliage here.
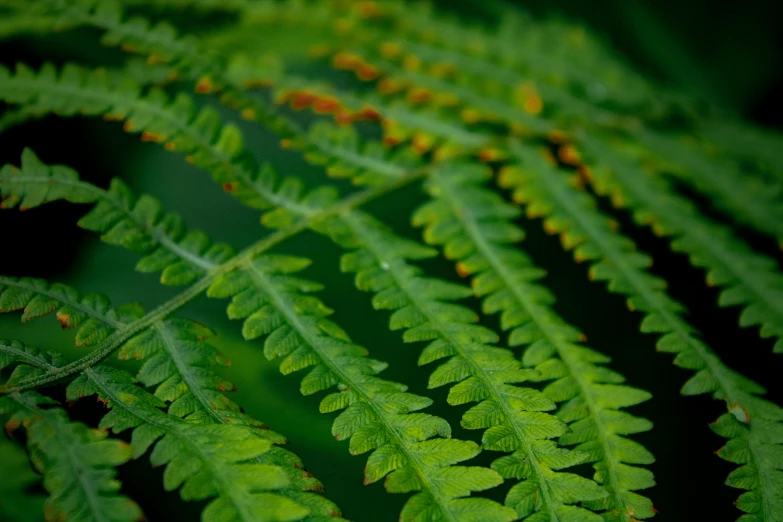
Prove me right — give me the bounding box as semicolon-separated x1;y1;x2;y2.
1;1;781;520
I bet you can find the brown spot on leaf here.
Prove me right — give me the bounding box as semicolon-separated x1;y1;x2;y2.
56;312;72;329
729;402;750;423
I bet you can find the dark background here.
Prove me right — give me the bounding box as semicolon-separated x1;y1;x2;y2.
1;1;782;520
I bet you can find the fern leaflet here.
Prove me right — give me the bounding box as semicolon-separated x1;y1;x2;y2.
0;391;143;522
499;142;783;522
320;210;609;521
208;254;517;522
578;134;783;353
412;163;656;521
0;431;45;521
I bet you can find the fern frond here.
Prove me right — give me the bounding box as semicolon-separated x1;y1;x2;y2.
0;339;63;388
318;210;609;520
0;317;341;519
0;421;45;521
3;149;510;519
24;0;305;141
0;4;56;40
0;144;427;390
344;47;618;133
0;276;141;346
362;1;654;111
267;77;495;152
207;254;517;522
0;62;325;215
499;142;783;522
301;121;417;186
0;147;230;281
0;391;143;522
631;129;783;244
0;59;174;135
696;117;783;180
578;134;783;353
410;163;656;521
0;275;342;514
66;366;316;522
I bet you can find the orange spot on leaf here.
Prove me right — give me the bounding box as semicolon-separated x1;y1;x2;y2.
332;52;362;70
356;64;380;81
558;145;581;166
359;106;382;122
407;87;431;104
479;148;503;163
141;131;165;143
290;91;316;110
195;76;216;94
314;96;342;114
377;78;404;95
